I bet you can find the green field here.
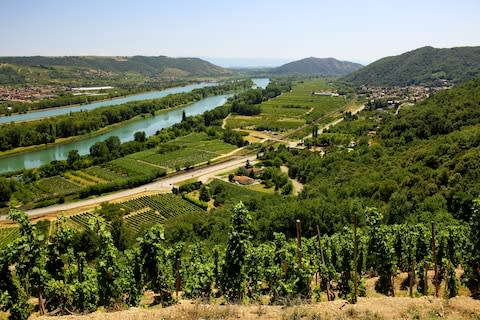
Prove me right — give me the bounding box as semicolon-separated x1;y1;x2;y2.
127;133;236;169
83;166;128;182
227;79;350;132
35;176;83;195
107;158;164;176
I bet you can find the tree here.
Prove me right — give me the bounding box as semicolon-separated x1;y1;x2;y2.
67;149;81;167
199;185;210;202
105;136;121;156
220;202;252;302
89;141;109;159
133;131;146;142
182;110;187;122
0;178;15;203
281;181;293;195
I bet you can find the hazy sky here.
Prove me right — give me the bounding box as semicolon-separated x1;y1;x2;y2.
0;0;479;66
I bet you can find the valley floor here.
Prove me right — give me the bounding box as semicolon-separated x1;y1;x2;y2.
30;296;480;320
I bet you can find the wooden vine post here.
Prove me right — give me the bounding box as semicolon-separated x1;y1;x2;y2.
317;225;333;301
432;223;439;297
353;213;358;304
296;219;302;269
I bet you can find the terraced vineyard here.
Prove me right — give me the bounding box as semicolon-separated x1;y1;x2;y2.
125;210;165;237
68;193;206;237
69;211;97;230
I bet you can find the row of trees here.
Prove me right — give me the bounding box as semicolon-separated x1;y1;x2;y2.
1;200;479;319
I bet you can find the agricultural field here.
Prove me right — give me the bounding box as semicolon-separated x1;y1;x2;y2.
208;179;263;204
226;79;351;133
67;193;206;237
107;158;164;176
83;166;127;182
35;176;84;196
127;133;236;170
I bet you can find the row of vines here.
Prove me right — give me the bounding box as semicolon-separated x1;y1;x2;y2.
0;199;479;319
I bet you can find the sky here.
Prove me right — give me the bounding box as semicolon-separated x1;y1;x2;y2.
0;0;479;67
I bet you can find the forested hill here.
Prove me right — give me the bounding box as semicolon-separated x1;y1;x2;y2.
342;46;480;86
0;56;230;85
271;57;363;76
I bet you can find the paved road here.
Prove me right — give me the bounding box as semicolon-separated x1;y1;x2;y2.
23;155;256;219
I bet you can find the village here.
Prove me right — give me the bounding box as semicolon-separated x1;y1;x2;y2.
358;79;453;109
0;85;71;102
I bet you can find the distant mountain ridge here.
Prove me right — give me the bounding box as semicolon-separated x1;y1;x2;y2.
342;46;480;86
271;57;363;76
0;56;230;85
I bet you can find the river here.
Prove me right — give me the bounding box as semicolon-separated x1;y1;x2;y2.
0;82;216;124
0;79;269;173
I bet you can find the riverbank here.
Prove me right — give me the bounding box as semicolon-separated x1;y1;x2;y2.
0;80;211;121
0;99;209;160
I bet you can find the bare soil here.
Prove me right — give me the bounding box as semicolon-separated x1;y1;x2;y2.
30;296;480;320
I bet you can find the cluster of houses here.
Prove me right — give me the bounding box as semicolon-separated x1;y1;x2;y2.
0;85;67;102
359;81;453;107
0;84;115;102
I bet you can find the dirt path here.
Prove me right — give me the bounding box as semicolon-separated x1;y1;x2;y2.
221;113;230;129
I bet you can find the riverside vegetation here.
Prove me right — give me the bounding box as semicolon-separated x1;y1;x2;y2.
0;80;251;152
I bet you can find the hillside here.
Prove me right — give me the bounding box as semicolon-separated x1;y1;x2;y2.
343;46;480;86
271;57;363;76
0;56;230;85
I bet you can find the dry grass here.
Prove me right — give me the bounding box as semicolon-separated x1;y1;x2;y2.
30;296;480;320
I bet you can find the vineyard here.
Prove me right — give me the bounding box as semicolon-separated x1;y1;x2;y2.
1;201;479;319
0;227;19;248
84;165;127;182
35;176;84;195
127;133;236;169
67;193;206;237
107;158;164;176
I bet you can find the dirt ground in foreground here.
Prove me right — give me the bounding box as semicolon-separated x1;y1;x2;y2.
30;296;480;320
